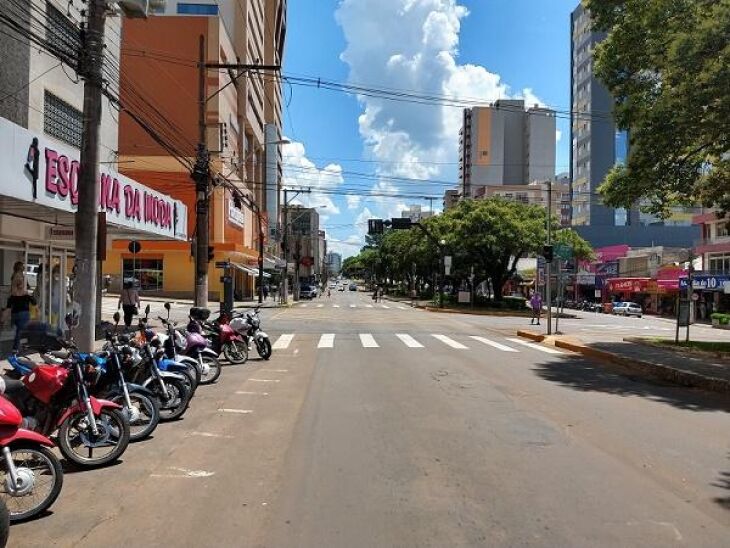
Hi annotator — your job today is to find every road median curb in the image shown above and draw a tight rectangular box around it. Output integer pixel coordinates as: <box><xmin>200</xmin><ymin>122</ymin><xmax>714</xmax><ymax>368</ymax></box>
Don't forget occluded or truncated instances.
<box><xmin>552</xmin><ymin>340</ymin><xmax>730</xmax><ymax>394</ymax></box>
<box><xmin>516</xmin><ymin>330</ymin><xmax>545</xmax><ymax>342</ymax></box>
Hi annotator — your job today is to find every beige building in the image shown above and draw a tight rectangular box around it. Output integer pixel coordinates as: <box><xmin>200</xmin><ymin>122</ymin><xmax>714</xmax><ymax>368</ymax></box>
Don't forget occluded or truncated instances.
<box><xmin>474</xmin><ymin>177</ymin><xmax>571</xmax><ymax>227</ymax></box>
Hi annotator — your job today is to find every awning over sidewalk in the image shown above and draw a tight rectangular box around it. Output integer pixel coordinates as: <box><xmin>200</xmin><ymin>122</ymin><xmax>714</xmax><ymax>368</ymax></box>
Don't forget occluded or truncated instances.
<box><xmin>231</xmin><ymin>262</ymin><xmax>271</xmax><ymax>278</ymax></box>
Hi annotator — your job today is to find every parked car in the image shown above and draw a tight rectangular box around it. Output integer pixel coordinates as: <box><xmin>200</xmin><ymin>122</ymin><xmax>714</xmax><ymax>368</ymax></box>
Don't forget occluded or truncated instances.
<box><xmin>299</xmin><ymin>285</ymin><xmax>317</xmax><ymax>299</ymax></box>
<box><xmin>338</xmin><ymin>285</ymin><xmax>346</xmax><ymax>291</ymax></box>
<box><xmin>613</xmin><ymin>302</ymin><xmax>643</xmax><ymax>317</ymax></box>
<box><xmin>348</xmin><ymin>283</ymin><xmax>357</xmax><ymax>291</ymax></box>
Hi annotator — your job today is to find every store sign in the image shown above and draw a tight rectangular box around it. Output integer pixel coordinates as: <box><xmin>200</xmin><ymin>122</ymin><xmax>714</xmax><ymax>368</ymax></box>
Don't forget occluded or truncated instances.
<box><xmin>607</xmin><ymin>278</ymin><xmax>650</xmax><ymax>292</ymax></box>
<box><xmin>576</xmin><ymin>271</ymin><xmax>596</xmax><ymax>286</ymax></box>
<box><xmin>679</xmin><ymin>274</ymin><xmax>730</xmax><ymax>291</ymax></box>
<box><xmin>47</xmin><ymin>226</ymin><xmax>74</xmax><ymax>240</ymax></box>
<box><xmin>228</xmin><ymin>200</ymin><xmax>245</xmax><ymax>228</ymax></box>
<box><xmin>0</xmin><ymin>117</ymin><xmax>188</xmax><ymax>240</ymax></box>
<box><xmin>595</xmin><ymin>261</ymin><xmax>619</xmax><ymax>277</ymax></box>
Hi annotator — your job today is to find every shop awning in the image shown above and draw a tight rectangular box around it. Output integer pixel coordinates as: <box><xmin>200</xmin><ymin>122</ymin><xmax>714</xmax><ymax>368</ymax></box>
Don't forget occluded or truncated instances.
<box><xmin>231</xmin><ymin>263</ymin><xmax>271</xmax><ymax>278</ymax></box>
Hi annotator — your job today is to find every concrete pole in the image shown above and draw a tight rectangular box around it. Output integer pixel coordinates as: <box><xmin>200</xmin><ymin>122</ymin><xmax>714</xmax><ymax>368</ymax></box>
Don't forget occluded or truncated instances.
<box><xmin>75</xmin><ymin>0</ymin><xmax>106</xmax><ymax>351</ymax></box>
<box><xmin>546</xmin><ymin>179</ymin><xmax>553</xmax><ymax>335</ymax></box>
<box><xmin>194</xmin><ymin>35</ymin><xmax>209</xmax><ymax>307</ymax></box>
<box><xmin>281</xmin><ymin>190</ymin><xmax>289</xmax><ymax>304</ymax></box>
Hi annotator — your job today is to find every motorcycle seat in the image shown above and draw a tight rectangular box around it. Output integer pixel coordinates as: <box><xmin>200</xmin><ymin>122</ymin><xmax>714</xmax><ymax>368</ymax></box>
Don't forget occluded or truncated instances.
<box><xmin>47</xmin><ymin>349</ymin><xmax>70</xmax><ymax>360</ymax></box>
<box><xmin>16</xmin><ymin>356</ymin><xmax>39</xmax><ymax>370</ymax></box>
<box><xmin>3</xmin><ymin>378</ymin><xmax>27</xmax><ymax>399</ymax></box>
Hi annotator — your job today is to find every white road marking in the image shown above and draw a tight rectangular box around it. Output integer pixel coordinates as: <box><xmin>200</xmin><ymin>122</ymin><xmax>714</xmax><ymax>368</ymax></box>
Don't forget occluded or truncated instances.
<box><xmin>235</xmin><ymin>391</ymin><xmax>269</xmax><ymax>396</ymax></box>
<box><xmin>218</xmin><ymin>408</ymin><xmax>253</xmax><ymax>414</ymax></box>
<box><xmin>397</xmin><ymin>306</ymin><xmax>407</xmax><ymax>310</ymax></box>
<box><xmin>191</xmin><ymin>431</ymin><xmax>234</xmax><ymax>439</ymax></box>
<box><xmin>506</xmin><ymin>338</ymin><xmax>564</xmax><ymax>355</ymax></box>
<box><xmin>359</xmin><ymin>334</ymin><xmax>379</xmax><ymax>348</ymax></box>
<box><xmin>396</xmin><ymin>334</ymin><xmax>423</xmax><ymax>348</ymax></box>
<box><xmin>469</xmin><ymin>336</ymin><xmax>519</xmax><ymax>352</ymax></box>
<box><xmin>432</xmin><ymin>334</ymin><xmax>468</xmax><ymax>349</ymax></box>
<box><xmin>300</xmin><ymin>304</ymin><xmax>308</xmax><ymax>308</ymax></box>
<box><xmin>260</xmin><ymin>369</ymin><xmax>288</xmax><ymax>372</ymax></box>
<box><xmin>318</xmin><ymin>333</ymin><xmax>335</xmax><ymax>348</ymax></box>
<box><xmin>248</xmin><ymin>378</ymin><xmax>281</xmax><ymax>383</ymax></box>
<box><xmin>272</xmin><ymin>334</ymin><xmax>294</xmax><ymax>350</ymax></box>
<box><xmin>381</xmin><ymin>305</ymin><xmax>390</xmax><ymax>309</ymax></box>
<box><xmin>350</xmin><ymin>304</ymin><xmax>357</xmax><ymax>308</ymax></box>
<box><xmin>152</xmin><ymin>467</ymin><xmax>215</xmax><ymax>478</ymax></box>
<box><xmin>365</xmin><ymin>304</ymin><xmax>374</xmax><ymax>308</ymax></box>
<box><xmin>316</xmin><ymin>304</ymin><xmax>324</xmax><ymax>308</ymax></box>
<box><xmin>293</xmin><ymin>349</ymin><xmax>299</xmax><ymax>355</ymax></box>
<box><xmin>333</xmin><ymin>304</ymin><xmax>340</xmax><ymax>308</ymax></box>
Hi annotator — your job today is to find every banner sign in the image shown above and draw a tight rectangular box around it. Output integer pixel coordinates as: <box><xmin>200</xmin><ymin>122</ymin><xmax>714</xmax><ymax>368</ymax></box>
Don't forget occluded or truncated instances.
<box><xmin>679</xmin><ymin>274</ymin><xmax>730</xmax><ymax>291</ymax></box>
<box><xmin>0</xmin><ymin>117</ymin><xmax>188</xmax><ymax>240</ymax></box>
<box><xmin>228</xmin><ymin>199</ymin><xmax>245</xmax><ymax>228</ymax></box>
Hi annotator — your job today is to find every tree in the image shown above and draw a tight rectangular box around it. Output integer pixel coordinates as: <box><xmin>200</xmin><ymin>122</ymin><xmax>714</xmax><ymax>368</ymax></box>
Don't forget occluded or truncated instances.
<box><xmin>554</xmin><ymin>229</ymin><xmax>595</xmax><ymax>262</ymax></box>
<box><xmin>585</xmin><ymin>0</ymin><xmax>730</xmax><ymax>215</ymax></box>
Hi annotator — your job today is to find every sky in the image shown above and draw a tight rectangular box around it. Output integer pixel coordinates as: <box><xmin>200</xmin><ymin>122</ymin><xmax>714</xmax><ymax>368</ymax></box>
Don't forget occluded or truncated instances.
<box><xmin>282</xmin><ymin>0</ymin><xmax>580</xmax><ymax>258</ymax></box>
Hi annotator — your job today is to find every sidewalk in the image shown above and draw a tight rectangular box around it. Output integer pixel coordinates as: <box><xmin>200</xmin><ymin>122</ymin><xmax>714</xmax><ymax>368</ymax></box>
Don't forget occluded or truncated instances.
<box><xmin>517</xmin><ymin>330</ymin><xmax>730</xmax><ymax>394</ymax></box>
<box><xmin>105</xmin><ymin>293</ymin><xmax>285</xmax><ymax>308</ymax></box>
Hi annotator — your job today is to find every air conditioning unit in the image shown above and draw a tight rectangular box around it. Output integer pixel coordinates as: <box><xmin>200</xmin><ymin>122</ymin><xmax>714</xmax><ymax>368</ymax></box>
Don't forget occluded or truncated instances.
<box><xmin>117</xmin><ymin>0</ymin><xmax>166</xmax><ymax>18</ymax></box>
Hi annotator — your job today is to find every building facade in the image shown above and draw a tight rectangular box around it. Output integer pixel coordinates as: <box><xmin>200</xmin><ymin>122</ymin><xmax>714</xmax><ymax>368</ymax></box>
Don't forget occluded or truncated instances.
<box><xmin>326</xmin><ymin>252</ymin><xmax>342</xmax><ymax>277</ymax></box>
<box><xmin>474</xmin><ymin>177</ymin><xmax>571</xmax><ymax>227</ymax></box>
<box><xmin>569</xmin><ymin>3</ymin><xmax>699</xmax><ymax>247</ymax></box>
<box><xmin>400</xmin><ymin>205</ymin><xmax>434</xmax><ymax>223</ymax></box>
<box><xmin>459</xmin><ymin>100</ymin><xmax>556</xmax><ymax>199</ymax></box>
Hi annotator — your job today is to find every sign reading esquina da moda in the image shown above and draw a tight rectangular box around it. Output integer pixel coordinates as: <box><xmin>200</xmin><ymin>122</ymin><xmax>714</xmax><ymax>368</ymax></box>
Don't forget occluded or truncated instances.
<box><xmin>0</xmin><ymin>117</ymin><xmax>188</xmax><ymax>240</ymax></box>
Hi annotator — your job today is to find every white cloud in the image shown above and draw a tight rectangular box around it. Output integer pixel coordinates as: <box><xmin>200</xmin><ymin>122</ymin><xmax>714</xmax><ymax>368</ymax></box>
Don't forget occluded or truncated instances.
<box><xmin>346</xmin><ymin>194</ymin><xmax>361</xmax><ymax>210</ymax></box>
<box><xmin>335</xmin><ymin>0</ymin><xmax>549</xmax><ymax>194</ymax></box>
<box><xmin>282</xmin><ymin>139</ymin><xmax>343</xmax><ymax>215</ymax></box>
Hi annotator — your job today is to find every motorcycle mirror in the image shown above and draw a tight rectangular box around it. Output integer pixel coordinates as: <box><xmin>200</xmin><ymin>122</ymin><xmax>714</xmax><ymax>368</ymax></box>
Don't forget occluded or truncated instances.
<box><xmin>113</xmin><ymin>311</ymin><xmax>120</xmax><ymax>325</ymax></box>
<box><xmin>164</xmin><ymin>302</ymin><xmax>171</xmax><ymax>311</ymax></box>
<box><xmin>65</xmin><ymin>311</ymin><xmax>79</xmax><ymax>329</ymax></box>
<box><xmin>144</xmin><ymin>304</ymin><xmax>151</xmax><ymax>317</ymax></box>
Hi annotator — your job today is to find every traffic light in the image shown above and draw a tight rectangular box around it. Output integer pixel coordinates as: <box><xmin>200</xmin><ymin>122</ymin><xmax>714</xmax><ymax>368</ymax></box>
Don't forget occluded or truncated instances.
<box><xmin>543</xmin><ymin>244</ymin><xmax>554</xmax><ymax>263</ymax></box>
<box><xmin>390</xmin><ymin>217</ymin><xmax>413</xmax><ymax>230</ymax></box>
<box><xmin>208</xmin><ymin>245</ymin><xmax>215</xmax><ymax>262</ymax></box>
<box><xmin>368</xmin><ymin>219</ymin><xmax>384</xmax><ymax>235</ymax></box>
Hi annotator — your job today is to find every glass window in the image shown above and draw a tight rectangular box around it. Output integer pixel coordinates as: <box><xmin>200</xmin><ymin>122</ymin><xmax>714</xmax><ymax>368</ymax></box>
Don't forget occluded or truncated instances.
<box><xmin>177</xmin><ymin>3</ymin><xmax>219</xmax><ymax>15</ymax></box>
<box><xmin>46</xmin><ymin>2</ymin><xmax>81</xmax><ymax>61</ymax></box>
<box><xmin>123</xmin><ymin>258</ymin><xmax>164</xmax><ymax>291</ymax></box>
<box><xmin>615</xmin><ymin>130</ymin><xmax>628</xmax><ymax>166</ymax></box>
<box><xmin>44</xmin><ymin>91</ymin><xmax>83</xmax><ymax>148</ymax></box>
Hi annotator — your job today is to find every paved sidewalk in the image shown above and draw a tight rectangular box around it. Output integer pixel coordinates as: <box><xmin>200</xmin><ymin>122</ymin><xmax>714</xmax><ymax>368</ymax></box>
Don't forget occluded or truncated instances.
<box><xmin>517</xmin><ymin>329</ymin><xmax>730</xmax><ymax>394</ymax></box>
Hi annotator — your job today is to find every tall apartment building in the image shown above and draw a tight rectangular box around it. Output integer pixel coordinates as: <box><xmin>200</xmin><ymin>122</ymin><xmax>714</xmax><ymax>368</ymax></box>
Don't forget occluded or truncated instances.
<box><xmin>459</xmin><ymin>100</ymin><xmax>556</xmax><ymax>199</ymax></box>
<box><xmin>400</xmin><ymin>205</ymin><xmax>434</xmax><ymax>222</ymax></box>
<box><xmin>569</xmin><ymin>2</ymin><xmax>698</xmax><ymax>247</ymax></box>
<box><xmin>326</xmin><ymin>252</ymin><xmax>342</xmax><ymax>276</ymax></box>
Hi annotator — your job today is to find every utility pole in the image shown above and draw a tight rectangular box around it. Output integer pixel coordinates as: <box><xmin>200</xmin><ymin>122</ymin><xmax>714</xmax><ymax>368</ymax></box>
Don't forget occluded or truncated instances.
<box><xmin>257</xmin><ymin>207</ymin><xmax>265</xmax><ymax>303</ymax></box>
<box><xmin>194</xmin><ymin>35</ymin><xmax>210</xmax><ymax>307</ymax></box>
<box><xmin>75</xmin><ymin>0</ymin><xmax>106</xmax><ymax>351</ymax></box>
<box><xmin>281</xmin><ymin>189</ymin><xmax>289</xmax><ymax>304</ymax></box>
<box><xmin>546</xmin><ymin>179</ymin><xmax>553</xmax><ymax>335</ymax></box>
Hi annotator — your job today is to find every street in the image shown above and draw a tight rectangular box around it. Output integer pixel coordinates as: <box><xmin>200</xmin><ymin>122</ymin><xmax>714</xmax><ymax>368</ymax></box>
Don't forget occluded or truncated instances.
<box><xmin>13</xmin><ymin>290</ymin><xmax>730</xmax><ymax>547</ymax></box>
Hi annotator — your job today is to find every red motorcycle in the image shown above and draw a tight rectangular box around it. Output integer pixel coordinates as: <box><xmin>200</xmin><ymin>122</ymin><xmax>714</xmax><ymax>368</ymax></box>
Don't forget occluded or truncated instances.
<box><xmin>4</xmin><ymin>351</ymin><xmax>130</xmax><ymax>469</ymax></box>
<box><xmin>0</xmin><ymin>382</ymin><xmax>63</xmax><ymax>522</ymax></box>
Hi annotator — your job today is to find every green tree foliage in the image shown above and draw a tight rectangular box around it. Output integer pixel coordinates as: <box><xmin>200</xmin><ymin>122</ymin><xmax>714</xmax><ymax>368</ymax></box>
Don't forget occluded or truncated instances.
<box><xmin>554</xmin><ymin>229</ymin><xmax>595</xmax><ymax>262</ymax></box>
<box><xmin>348</xmin><ymin>198</ymin><xmax>593</xmax><ymax>300</ymax></box>
<box><xmin>585</xmin><ymin>0</ymin><xmax>730</xmax><ymax>214</ymax></box>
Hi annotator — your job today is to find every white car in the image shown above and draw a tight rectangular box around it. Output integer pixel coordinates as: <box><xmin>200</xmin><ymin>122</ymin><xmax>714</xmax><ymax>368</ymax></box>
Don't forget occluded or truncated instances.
<box><xmin>613</xmin><ymin>302</ymin><xmax>643</xmax><ymax>317</ymax></box>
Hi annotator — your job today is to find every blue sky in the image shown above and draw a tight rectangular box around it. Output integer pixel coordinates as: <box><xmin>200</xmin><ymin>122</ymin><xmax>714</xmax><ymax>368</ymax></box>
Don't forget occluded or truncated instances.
<box><xmin>282</xmin><ymin>0</ymin><xmax>579</xmax><ymax>257</ymax></box>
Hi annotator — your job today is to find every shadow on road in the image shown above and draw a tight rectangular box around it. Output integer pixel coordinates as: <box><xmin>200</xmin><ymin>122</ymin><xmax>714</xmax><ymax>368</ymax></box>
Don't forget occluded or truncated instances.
<box><xmin>713</xmin><ymin>457</ymin><xmax>730</xmax><ymax>510</ymax></box>
<box><xmin>532</xmin><ymin>354</ymin><xmax>730</xmax><ymax>413</ymax></box>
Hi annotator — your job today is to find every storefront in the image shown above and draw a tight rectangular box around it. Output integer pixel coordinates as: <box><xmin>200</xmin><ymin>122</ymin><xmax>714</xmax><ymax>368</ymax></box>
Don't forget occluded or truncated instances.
<box><xmin>0</xmin><ymin>116</ymin><xmax>187</xmax><ymax>348</ymax></box>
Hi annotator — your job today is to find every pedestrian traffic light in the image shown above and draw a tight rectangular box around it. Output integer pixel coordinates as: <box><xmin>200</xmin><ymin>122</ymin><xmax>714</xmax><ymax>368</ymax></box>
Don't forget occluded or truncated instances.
<box><xmin>390</xmin><ymin>217</ymin><xmax>413</xmax><ymax>230</ymax></box>
<box><xmin>543</xmin><ymin>244</ymin><xmax>554</xmax><ymax>263</ymax></box>
<box><xmin>208</xmin><ymin>245</ymin><xmax>215</xmax><ymax>262</ymax></box>
<box><xmin>368</xmin><ymin>219</ymin><xmax>384</xmax><ymax>235</ymax></box>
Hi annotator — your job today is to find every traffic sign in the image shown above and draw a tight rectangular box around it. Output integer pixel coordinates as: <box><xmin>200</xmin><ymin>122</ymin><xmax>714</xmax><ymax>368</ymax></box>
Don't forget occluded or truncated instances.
<box><xmin>554</xmin><ymin>243</ymin><xmax>572</xmax><ymax>260</ymax></box>
<box><xmin>128</xmin><ymin>241</ymin><xmax>141</xmax><ymax>254</ymax></box>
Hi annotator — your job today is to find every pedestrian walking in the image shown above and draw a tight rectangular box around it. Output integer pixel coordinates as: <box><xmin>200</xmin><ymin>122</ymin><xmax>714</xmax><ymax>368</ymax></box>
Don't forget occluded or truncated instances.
<box><xmin>529</xmin><ymin>291</ymin><xmax>542</xmax><ymax>325</ymax></box>
<box><xmin>118</xmin><ymin>280</ymin><xmax>140</xmax><ymax>329</ymax></box>
<box><xmin>263</xmin><ymin>285</ymin><xmax>269</xmax><ymax>301</ymax></box>
<box><xmin>3</xmin><ymin>291</ymin><xmax>36</xmax><ymax>351</ymax></box>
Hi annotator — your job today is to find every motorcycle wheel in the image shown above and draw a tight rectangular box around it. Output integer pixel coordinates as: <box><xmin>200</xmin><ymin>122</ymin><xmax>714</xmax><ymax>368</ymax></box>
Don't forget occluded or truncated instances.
<box><xmin>111</xmin><ymin>392</ymin><xmax>160</xmax><ymax>442</ymax></box>
<box><xmin>223</xmin><ymin>340</ymin><xmax>248</xmax><ymax>364</ymax></box>
<box><xmin>199</xmin><ymin>356</ymin><xmax>221</xmax><ymax>385</ymax></box>
<box><xmin>0</xmin><ymin>499</ymin><xmax>7</xmax><ymax>548</ymax></box>
<box><xmin>156</xmin><ymin>377</ymin><xmax>191</xmax><ymax>422</ymax></box>
<box><xmin>58</xmin><ymin>408</ymin><xmax>130</xmax><ymax>468</ymax></box>
<box><xmin>0</xmin><ymin>444</ymin><xmax>63</xmax><ymax>522</ymax></box>
<box><xmin>257</xmin><ymin>339</ymin><xmax>272</xmax><ymax>361</ymax></box>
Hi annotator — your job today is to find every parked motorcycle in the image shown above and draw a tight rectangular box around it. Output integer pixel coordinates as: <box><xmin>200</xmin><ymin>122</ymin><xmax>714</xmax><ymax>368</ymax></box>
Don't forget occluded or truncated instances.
<box><xmin>205</xmin><ymin>311</ymin><xmax>248</xmax><ymax>364</ymax></box>
<box><xmin>230</xmin><ymin>307</ymin><xmax>272</xmax><ymax>361</ymax></box>
<box><xmin>2</xmin><ymin>316</ymin><xmax>130</xmax><ymax>468</ymax></box>
<box><xmin>0</xmin><ymin>379</ymin><xmax>63</xmax><ymax>522</ymax></box>
<box><xmin>185</xmin><ymin>308</ymin><xmax>222</xmax><ymax>384</ymax></box>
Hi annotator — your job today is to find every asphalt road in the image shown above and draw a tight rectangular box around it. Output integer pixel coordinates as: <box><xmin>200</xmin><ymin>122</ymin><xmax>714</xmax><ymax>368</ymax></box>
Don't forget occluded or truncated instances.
<box><xmin>12</xmin><ymin>290</ymin><xmax>730</xmax><ymax>547</ymax></box>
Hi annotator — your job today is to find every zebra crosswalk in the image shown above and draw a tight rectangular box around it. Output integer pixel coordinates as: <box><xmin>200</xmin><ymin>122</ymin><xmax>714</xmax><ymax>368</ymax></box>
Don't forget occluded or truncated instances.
<box><xmin>269</xmin><ymin>333</ymin><xmax>564</xmax><ymax>355</ymax></box>
<box><xmin>297</xmin><ymin>303</ymin><xmax>410</xmax><ymax>310</ymax></box>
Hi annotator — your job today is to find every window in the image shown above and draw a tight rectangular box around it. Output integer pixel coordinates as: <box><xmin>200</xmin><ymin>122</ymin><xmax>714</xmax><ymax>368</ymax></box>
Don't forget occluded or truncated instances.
<box><xmin>46</xmin><ymin>2</ymin><xmax>81</xmax><ymax>61</ymax></box>
<box><xmin>123</xmin><ymin>258</ymin><xmax>164</xmax><ymax>291</ymax></box>
<box><xmin>708</xmin><ymin>254</ymin><xmax>730</xmax><ymax>274</ymax></box>
<box><xmin>44</xmin><ymin>91</ymin><xmax>83</xmax><ymax>148</ymax></box>
<box><xmin>177</xmin><ymin>3</ymin><xmax>219</xmax><ymax>15</ymax></box>
<box><xmin>615</xmin><ymin>130</ymin><xmax>628</xmax><ymax>166</ymax></box>
<box><xmin>716</xmin><ymin>222</ymin><xmax>729</xmax><ymax>238</ymax></box>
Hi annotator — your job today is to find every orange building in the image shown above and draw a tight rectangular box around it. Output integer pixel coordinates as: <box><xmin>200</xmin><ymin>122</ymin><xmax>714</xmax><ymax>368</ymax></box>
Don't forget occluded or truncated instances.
<box><xmin>103</xmin><ymin>15</ymin><xmax>265</xmax><ymax>300</ymax></box>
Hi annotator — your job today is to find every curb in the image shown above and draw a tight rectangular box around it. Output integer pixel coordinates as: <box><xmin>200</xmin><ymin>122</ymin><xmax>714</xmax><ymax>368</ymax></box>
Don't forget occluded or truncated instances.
<box><xmin>516</xmin><ymin>330</ymin><xmax>545</xmax><ymax>342</ymax></box>
<box><xmin>552</xmin><ymin>339</ymin><xmax>730</xmax><ymax>394</ymax></box>
<box><xmin>424</xmin><ymin>307</ymin><xmax>532</xmax><ymax>317</ymax></box>
<box><xmin>624</xmin><ymin>337</ymin><xmax>730</xmax><ymax>362</ymax></box>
